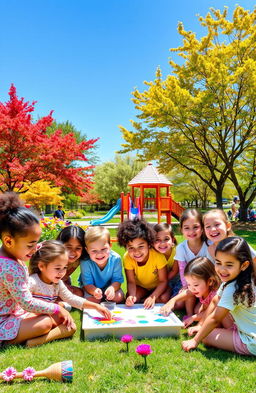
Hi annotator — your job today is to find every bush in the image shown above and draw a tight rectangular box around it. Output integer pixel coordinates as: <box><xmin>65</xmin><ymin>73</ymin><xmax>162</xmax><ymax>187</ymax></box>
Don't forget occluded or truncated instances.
<box><xmin>40</xmin><ymin>217</ymin><xmax>68</xmax><ymax>241</ymax></box>
<box><xmin>65</xmin><ymin>210</ymin><xmax>83</xmax><ymax>219</ymax></box>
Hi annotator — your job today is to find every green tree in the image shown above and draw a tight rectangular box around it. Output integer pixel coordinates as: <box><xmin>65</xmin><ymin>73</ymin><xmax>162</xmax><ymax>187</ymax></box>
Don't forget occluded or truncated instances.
<box><xmin>93</xmin><ymin>155</ymin><xmax>145</xmax><ymax>204</ymax></box>
<box><xmin>120</xmin><ymin>6</ymin><xmax>256</xmax><ymax>220</ymax></box>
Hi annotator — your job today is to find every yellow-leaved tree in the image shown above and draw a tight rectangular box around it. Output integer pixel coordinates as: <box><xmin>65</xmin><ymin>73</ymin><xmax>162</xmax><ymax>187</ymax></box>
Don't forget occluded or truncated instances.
<box><xmin>120</xmin><ymin>6</ymin><xmax>256</xmax><ymax>220</ymax></box>
<box><xmin>20</xmin><ymin>181</ymin><xmax>63</xmax><ymax>210</ymax></box>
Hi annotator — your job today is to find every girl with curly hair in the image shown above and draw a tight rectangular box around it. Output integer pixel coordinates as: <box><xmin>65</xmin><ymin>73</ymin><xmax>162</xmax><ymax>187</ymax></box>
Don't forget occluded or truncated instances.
<box><xmin>182</xmin><ymin>237</ymin><xmax>256</xmax><ymax>356</ymax></box>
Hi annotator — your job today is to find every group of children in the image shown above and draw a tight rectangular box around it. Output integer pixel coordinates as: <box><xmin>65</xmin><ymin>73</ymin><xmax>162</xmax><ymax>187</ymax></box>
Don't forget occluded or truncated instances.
<box><xmin>0</xmin><ymin>192</ymin><xmax>255</xmax><ymax>357</ymax></box>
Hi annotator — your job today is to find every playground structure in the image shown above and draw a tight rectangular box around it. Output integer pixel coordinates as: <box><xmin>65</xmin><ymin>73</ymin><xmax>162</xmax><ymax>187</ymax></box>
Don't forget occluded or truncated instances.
<box><xmin>91</xmin><ymin>163</ymin><xmax>184</xmax><ymax>225</ymax></box>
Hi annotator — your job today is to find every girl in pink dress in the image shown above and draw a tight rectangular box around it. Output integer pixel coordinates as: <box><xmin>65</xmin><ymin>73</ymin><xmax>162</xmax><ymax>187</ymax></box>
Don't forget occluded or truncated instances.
<box><xmin>0</xmin><ymin>192</ymin><xmax>74</xmax><ymax>346</ymax></box>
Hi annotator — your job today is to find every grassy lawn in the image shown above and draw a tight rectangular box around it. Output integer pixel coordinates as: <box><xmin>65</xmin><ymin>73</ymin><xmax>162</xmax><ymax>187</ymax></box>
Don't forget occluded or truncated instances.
<box><xmin>0</xmin><ymin>230</ymin><xmax>255</xmax><ymax>392</ymax></box>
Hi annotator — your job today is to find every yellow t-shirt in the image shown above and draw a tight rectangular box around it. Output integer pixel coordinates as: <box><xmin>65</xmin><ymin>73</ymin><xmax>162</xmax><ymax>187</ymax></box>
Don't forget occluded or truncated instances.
<box><xmin>124</xmin><ymin>248</ymin><xmax>167</xmax><ymax>290</ymax></box>
<box><xmin>166</xmin><ymin>246</ymin><xmax>176</xmax><ymax>270</ymax></box>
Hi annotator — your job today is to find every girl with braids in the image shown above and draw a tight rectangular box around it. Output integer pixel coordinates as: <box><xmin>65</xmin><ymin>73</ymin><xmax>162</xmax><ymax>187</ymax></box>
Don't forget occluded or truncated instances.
<box><xmin>0</xmin><ymin>192</ymin><xmax>74</xmax><ymax>346</ymax></box>
<box><xmin>182</xmin><ymin>237</ymin><xmax>256</xmax><ymax>355</ymax></box>
<box><xmin>117</xmin><ymin>218</ymin><xmax>169</xmax><ymax>309</ymax></box>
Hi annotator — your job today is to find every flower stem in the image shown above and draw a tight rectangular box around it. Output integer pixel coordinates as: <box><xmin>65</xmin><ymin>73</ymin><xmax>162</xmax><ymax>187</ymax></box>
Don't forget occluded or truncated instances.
<box><xmin>126</xmin><ymin>343</ymin><xmax>129</xmax><ymax>352</ymax></box>
<box><xmin>144</xmin><ymin>356</ymin><xmax>147</xmax><ymax>368</ymax></box>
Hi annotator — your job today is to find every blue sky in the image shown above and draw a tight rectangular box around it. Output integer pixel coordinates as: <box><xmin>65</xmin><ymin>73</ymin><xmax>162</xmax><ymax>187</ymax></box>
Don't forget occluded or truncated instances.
<box><xmin>0</xmin><ymin>0</ymin><xmax>254</xmax><ymax>162</ymax></box>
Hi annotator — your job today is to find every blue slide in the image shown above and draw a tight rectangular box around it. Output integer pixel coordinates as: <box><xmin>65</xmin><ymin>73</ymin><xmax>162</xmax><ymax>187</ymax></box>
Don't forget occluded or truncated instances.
<box><xmin>90</xmin><ymin>199</ymin><xmax>121</xmax><ymax>225</ymax></box>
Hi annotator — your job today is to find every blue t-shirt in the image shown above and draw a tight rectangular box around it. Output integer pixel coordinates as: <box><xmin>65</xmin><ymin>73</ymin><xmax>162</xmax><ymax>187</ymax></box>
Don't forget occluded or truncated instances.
<box><xmin>79</xmin><ymin>250</ymin><xmax>124</xmax><ymax>289</ymax></box>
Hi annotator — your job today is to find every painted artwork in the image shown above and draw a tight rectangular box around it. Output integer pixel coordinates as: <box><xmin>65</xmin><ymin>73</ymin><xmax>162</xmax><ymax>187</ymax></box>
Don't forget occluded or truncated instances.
<box><xmin>82</xmin><ymin>304</ymin><xmax>183</xmax><ymax>339</ymax></box>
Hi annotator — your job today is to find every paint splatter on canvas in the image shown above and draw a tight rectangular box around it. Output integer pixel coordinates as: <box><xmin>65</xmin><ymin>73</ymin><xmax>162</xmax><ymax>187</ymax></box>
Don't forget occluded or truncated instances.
<box><xmin>82</xmin><ymin>304</ymin><xmax>183</xmax><ymax>339</ymax></box>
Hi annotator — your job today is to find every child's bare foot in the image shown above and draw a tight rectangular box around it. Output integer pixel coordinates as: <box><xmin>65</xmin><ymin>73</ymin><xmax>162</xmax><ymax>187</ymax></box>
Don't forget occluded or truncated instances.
<box><xmin>187</xmin><ymin>325</ymin><xmax>200</xmax><ymax>336</ymax></box>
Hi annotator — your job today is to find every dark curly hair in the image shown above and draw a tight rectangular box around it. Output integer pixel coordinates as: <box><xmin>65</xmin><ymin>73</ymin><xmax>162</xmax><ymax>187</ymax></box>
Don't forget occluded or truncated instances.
<box><xmin>0</xmin><ymin>192</ymin><xmax>39</xmax><ymax>238</ymax></box>
<box><xmin>117</xmin><ymin>218</ymin><xmax>155</xmax><ymax>248</ymax></box>
<box><xmin>215</xmin><ymin>237</ymin><xmax>255</xmax><ymax>307</ymax></box>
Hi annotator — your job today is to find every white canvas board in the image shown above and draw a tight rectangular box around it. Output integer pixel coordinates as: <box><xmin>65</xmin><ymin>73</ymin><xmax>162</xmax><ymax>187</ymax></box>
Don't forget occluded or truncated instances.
<box><xmin>82</xmin><ymin>303</ymin><xmax>183</xmax><ymax>339</ymax></box>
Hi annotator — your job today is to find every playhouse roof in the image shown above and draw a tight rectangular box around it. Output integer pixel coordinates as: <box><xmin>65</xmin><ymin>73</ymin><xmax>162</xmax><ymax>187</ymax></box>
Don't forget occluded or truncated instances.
<box><xmin>128</xmin><ymin>163</ymin><xmax>172</xmax><ymax>187</ymax></box>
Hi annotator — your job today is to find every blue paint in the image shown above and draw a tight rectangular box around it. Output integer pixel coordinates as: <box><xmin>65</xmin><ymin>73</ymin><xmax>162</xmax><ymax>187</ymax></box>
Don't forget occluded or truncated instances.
<box><xmin>154</xmin><ymin>318</ymin><xmax>168</xmax><ymax>323</ymax></box>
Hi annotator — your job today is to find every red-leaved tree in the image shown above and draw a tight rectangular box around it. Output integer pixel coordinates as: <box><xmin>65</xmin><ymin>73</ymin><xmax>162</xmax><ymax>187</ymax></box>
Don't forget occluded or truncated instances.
<box><xmin>0</xmin><ymin>85</ymin><xmax>98</xmax><ymax>195</ymax></box>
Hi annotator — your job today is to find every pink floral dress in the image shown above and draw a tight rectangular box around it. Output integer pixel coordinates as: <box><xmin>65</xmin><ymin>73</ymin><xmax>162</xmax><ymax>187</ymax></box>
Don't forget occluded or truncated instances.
<box><xmin>0</xmin><ymin>257</ymin><xmax>56</xmax><ymax>342</ymax></box>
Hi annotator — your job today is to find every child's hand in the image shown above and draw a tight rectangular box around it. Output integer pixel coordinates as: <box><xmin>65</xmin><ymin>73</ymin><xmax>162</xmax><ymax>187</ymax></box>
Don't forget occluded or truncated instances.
<box><xmin>160</xmin><ymin>301</ymin><xmax>174</xmax><ymax>316</ymax></box>
<box><xmin>93</xmin><ymin>288</ymin><xmax>103</xmax><ymax>300</ymax></box>
<box><xmin>126</xmin><ymin>295</ymin><xmax>136</xmax><ymax>307</ymax></box>
<box><xmin>144</xmin><ymin>296</ymin><xmax>155</xmax><ymax>309</ymax></box>
<box><xmin>182</xmin><ymin>338</ymin><xmax>198</xmax><ymax>352</ymax></box>
<box><xmin>104</xmin><ymin>286</ymin><xmax>115</xmax><ymax>301</ymax></box>
<box><xmin>183</xmin><ymin>315</ymin><xmax>195</xmax><ymax>328</ymax></box>
<box><xmin>58</xmin><ymin>306</ymin><xmax>76</xmax><ymax>330</ymax></box>
<box><xmin>187</xmin><ymin>325</ymin><xmax>201</xmax><ymax>336</ymax></box>
<box><xmin>96</xmin><ymin>304</ymin><xmax>112</xmax><ymax>320</ymax></box>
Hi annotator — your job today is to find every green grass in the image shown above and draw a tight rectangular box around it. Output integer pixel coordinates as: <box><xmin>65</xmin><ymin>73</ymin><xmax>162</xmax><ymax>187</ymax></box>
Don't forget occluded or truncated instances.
<box><xmin>0</xmin><ymin>231</ymin><xmax>255</xmax><ymax>392</ymax></box>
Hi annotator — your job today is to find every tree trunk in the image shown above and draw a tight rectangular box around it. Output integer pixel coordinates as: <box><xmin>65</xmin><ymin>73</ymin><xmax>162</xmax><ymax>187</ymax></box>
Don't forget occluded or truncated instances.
<box><xmin>215</xmin><ymin>188</ymin><xmax>223</xmax><ymax>209</ymax></box>
<box><xmin>238</xmin><ymin>201</ymin><xmax>248</xmax><ymax>221</ymax></box>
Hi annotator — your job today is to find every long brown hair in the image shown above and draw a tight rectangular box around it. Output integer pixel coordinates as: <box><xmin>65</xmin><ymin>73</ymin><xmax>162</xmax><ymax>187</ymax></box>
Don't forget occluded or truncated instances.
<box><xmin>29</xmin><ymin>240</ymin><xmax>67</xmax><ymax>274</ymax></box>
<box><xmin>184</xmin><ymin>256</ymin><xmax>220</xmax><ymax>291</ymax></box>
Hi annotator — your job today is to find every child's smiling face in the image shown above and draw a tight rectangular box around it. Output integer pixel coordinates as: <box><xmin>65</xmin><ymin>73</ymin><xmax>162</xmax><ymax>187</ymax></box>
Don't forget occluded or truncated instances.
<box><xmin>154</xmin><ymin>230</ymin><xmax>173</xmax><ymax>255</ymax></box>
<box><xmin>86</xmin><ymin>238</ymin><xmax>111</xmax><ymax>269</ymax></box>
<box><xmin>64</xmin><ymin>237</ymin><xmax>83</xmax><ymax>265</ymax></box>
<box><xmin>127</xmin><ymin>238</ymin><xmax>150</xmax><ymax>264</ymax></box>
<box><xmin>185</xmin><ymin>275</ymin><xmax>210</xmax><ymax>299</ymax></box>
<box><xmin>181</xmin><ymin>217</ymin><xmax>203</xmax><ymax>241</ymax></box>
<box><xmin>38</xmin><ymin>253</ymin><xmax>68</xmax><ymax>284</ymax></box>
<box><xmin>204</xmin><ymin>213</ymin><xmax>230</xmax><ymax>244</ymax></box>
<box><xmin>215</xmin><ymin>251</ymin><xmax>249</xmax><ymax>283</ymax></box>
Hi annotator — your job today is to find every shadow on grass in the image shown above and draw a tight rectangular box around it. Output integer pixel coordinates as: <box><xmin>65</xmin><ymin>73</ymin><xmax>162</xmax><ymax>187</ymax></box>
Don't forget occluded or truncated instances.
<box><xmin>134</xmin><ymin>363</ymin><xmax>149</xmax><ymax>373</ymax></box>
<box><xmin>196</xmin><ymin>346</ymin><xmax>256</xmax><ymax>363</ymax></box>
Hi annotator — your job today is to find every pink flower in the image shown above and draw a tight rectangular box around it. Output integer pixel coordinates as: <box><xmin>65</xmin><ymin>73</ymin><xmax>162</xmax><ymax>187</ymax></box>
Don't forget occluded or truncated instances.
<box><xmin>121</xmin><ymin>335</ymin><xmax>133</xmax><ymax>352</ymax></box>
<box><xmin>22</xmin><ymin>367</ymin><xmax>36</xmax><ymax>381</ymax></box>
<box><xmin>1</xmin><ymin>367</ymin><xmax>17</xmax><ymax>381</ymax></box>
<box><xmin>136</xmin><ymin>344</ymin><xmax>153</xmax><ymax>368</ymax></box>
<box><xmin>136</xmin><ymin>344</ymin><xmax>153</xmax><ymax>356</ymax></box>
<box><xmin>4</xmin><ymin>321</ymin><xmax>14</xmax><ymax>330</ymax></box>
<box><xmin>6</xmin><ymin>274</ymin><xmax>14</xmax><ymax>282</ymax></box>
<box><xmin>121</xmin><ymin>335</ymin><xmax>133</xmax><ymax>343</ymax></box>
<box><xmin>5</xmin><ymin>299</ymin><xmax>13</xmax><ymax>307</ymax></box>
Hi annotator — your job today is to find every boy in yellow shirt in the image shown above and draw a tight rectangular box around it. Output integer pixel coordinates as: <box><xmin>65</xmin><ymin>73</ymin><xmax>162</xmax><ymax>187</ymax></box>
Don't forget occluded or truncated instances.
<box><xmin>117</xmin><ymin>218</ymin><xmax>169</xmax><ymax>309</ymax></box>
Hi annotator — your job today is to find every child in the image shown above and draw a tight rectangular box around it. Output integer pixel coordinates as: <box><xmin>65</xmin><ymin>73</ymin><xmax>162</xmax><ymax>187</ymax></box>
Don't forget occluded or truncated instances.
<box><xmin>203</xmin><ymin>209</ymin><xmax>256</xmax><ymax>269</ymax></box>
<box><xmin>117</xmin><ymin>218</ymin><xmax>169</xmax><ymax>309</ymax></box>
<box><xmin>0</xmin><ymin>192</ymin><xmax>73</xmax><ymax>346</ymax></box>
<box><xmin>175</xmin><ymin>209</ymin><xmax>209</xmax><ymax>317</ymax></box>
<box><xmin>27</xmin><ymin>240</ymin><xmax>111</xmax><ymax>347</ymax></box>
<box><xmin>182</xmin><ymin>237</ymin><xmax>256</xmax><ymax>355</ymax></box>
<box><xmin>57</xmin><ymin>225</ymin><xmax>87</xmax><ymax>297</ymax></box>
<box><xmin>80</xmin><ymin>227</ymin><xmax>125</xmax><ymax>304</ymax></box>
<box><xmin>153</xmin><ymin>223</ymin><xmax>181</xmax><ymax>297</ymax></box>
<box><xmin>160</xmin><ymin>257</ymin><xmax>220</xmax><ymax>328</ymax></box>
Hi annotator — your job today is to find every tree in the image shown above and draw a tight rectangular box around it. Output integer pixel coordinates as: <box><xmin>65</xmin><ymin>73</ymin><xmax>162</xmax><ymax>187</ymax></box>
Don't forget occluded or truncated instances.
<box><xmin>20</xmin><ymin>180</ymin><xmax>63</xmax><ymax>210</ymax></box>
<box><xmin>0</xmin><ymin>85</ymin><xmax>98</xmax><ymax>195</ymax></box>
<box><xmin>46</xmin><ymin>120</ymin><xmax>99</xmax><ymax>165</ymax></box>
<box><xmin>170</xmin><ymin>168</ymin><xmax>215</xmax><ymax>208</ymax></box>
<box><xmin>119</xmin><ymin>6</ymin><xmax>256</xmax><ymax>220</ymax></box>
<box><xmin>93</xmin><ymin>155</ymin><xmax>145</xmax><ymax>204</ymax></box>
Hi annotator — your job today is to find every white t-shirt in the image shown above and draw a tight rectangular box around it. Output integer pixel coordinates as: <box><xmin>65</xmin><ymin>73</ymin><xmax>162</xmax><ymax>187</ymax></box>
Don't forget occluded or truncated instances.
<box><xmin>175</xmin><ymin>240</ymin><xmax>209</xmax><ymax>262</ymax></box>
<box><xmin>217</xmin><ymin>281</ymin><xmax>256</xmax><ymax>355</ymax></box>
